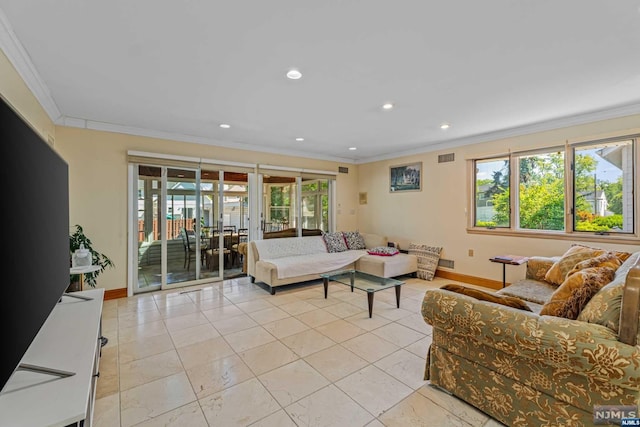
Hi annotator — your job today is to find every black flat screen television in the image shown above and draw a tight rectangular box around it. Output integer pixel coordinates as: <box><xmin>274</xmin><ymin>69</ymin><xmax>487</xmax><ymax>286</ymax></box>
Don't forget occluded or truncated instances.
<box><xmin>0</xmin><ymin>96</ymin><xmax>70</xmax><ymax>392</ymax></box>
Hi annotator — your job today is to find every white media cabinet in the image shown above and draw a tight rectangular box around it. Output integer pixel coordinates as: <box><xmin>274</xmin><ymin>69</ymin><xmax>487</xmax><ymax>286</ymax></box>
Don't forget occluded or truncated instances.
<box><xmin>0</xmin><ymin>288</ymin><xmax>104</xmax><ymax>426</ymax></box>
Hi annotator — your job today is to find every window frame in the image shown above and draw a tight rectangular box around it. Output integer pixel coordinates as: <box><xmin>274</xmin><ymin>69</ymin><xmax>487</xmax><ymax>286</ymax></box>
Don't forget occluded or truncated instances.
<box><xmin>468</xmin><ymin>134</ymin><xmax>639</xmax><ymax>243</ymax></box>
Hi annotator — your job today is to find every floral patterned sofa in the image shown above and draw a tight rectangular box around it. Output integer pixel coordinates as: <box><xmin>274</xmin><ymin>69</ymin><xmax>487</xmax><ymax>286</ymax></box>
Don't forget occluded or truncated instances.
<box><xmin>421</xmin><ymin>247</ymin><xmax>640</xmax><ymax>426</ymax></box>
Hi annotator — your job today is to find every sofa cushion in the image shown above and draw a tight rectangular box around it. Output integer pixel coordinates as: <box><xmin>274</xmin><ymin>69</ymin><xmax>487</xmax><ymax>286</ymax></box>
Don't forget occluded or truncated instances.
<box><xmin>540</xmin><ymin>266</ymin><xmax>616</xmax><ymax>319</ymax></box>
<box><xmin>322</xmin><ymin>232</ymin><xmax>348</xmax><ymax>253</ymax></box>
<box><xmin>441</xmin><ymin>283</ymin><xmax>532</xmax><ymax>311</ymax></box>
<box><xmin>408</xmin><ymin>243</ymin><xmax>442</xmax><ymax>280</ymax></box>
<box><xmin>566</xmin><ymin>251</ymin><xmax>622</xmax><ymax>276</ymax></box>
<box><xmin>544</xmin><ymin>245</ymin><xmax>607</xmax><ymax>285</ymax></box>
<box><xmin>343</xmin><ymin>231</ymin><xmax>366</xmax><ymax>250</ymax></box>
<box><xmin>577</xmin><ymin>251</ymin><xmax>640</xmax><ymax>332</ymax></box>
<box><xmin>367</xmin><ymin>246</ymin><xmax>399</xmax><ymax>256</ymax></box>
<box><xmin>498</xmin><ymin>278</ymin><xmax>558</xmax><ymax>305</ymax></box>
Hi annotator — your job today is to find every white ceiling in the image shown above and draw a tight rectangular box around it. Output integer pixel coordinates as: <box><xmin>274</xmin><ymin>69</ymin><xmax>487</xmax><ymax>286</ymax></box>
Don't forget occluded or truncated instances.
<box><xmin>1</xmin><ymin>1</ymin><xmax>640</xmax><ymax>163</ymax></box>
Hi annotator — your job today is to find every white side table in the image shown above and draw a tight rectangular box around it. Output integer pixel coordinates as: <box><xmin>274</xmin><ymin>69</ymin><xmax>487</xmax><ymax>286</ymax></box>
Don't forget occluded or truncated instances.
<box><xmin>70</xmin><ymin>265</ymin><xmax>101</xmax><ymax>291</ymax></box>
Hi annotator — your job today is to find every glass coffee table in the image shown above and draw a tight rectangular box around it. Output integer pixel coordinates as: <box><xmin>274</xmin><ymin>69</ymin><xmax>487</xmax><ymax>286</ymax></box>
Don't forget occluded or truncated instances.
<box><xmin>320</xmin><ymin>270</ymin><xmax>404</xmax><ymax>318</ymax></box>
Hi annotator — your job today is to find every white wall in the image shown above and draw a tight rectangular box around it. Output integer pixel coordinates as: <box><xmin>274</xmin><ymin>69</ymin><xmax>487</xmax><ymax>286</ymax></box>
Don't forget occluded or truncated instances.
<box><xmin>357</xmin><ymin>117</ymin><xmax>640</xmax><ymax>286</ymax></box>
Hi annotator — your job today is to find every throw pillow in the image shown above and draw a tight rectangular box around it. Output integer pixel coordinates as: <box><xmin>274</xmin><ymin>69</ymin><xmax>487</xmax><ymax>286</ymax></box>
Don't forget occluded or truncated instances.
<box><xmin>566</xmin><ymin>252</ymin><xmax>622</xmax><ymax>277</ymax></box>
<box><xmin>408</xmin><ymin>243</ymin><xmax>442</xmax><ymax>281</ymax></box>
<box><xmin>441</xmin><ymin>284</ymin><xmax>532</xmax><ymax>311</ymax></box>
<box><xmin>343</xmin><ymin>231</ymin><xmax>366</xmax><ymax>250</ymax></box>
<box><xmin>544</xmin><ymin>245</ymin><xmax>606</xmax><ymax>285</ymax></box>
<box><xmin>540</xmin><ymin>266</ymin><xmax>616</xmax><ymax>319</ymax></box>
<box><xmin>322</xmin><ymin>231</ymin><xmax>348</xmax><ymax>253</ymax></box>
<box><xmin>367</xmin><ymin>246</ymin><xmax>399</xmax><ymax>256</ymax></box>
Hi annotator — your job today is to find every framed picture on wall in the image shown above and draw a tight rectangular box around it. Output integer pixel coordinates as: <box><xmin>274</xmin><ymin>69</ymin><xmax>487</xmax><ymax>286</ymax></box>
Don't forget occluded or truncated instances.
<box><xmin>389</xmin><ymin>162</ymin><xmax>422</xmax><ymax>192</ymax></box>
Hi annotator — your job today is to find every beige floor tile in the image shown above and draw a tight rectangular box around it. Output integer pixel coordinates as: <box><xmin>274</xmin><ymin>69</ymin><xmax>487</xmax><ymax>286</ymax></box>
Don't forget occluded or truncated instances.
<box><xmin>194</xmin><ymin>296</ymin><xmax>233</xmax><ymax>311</ymax></box>
<box><xmin>236</xmin><ymin>298</ymin><xmax>274</xmax><ymax>313</ymax></box>
<box><xmin>163</xmin><ymin>311</ymin><xmax>210</xmax><ymax>332</ymax></box>
<box><xmin>304</xmin><ymin>345</ymin><xmax>368</xmax><ymax>382</ymax></box>
<box><xmin>223</xmin><ymin>325</ymin><xmax>276</xmax><ymax>352</ymax></box>
<box><xmin>315</xmin><ymin>319</ymin><xmax>366</xmax><ymax>343</ymax></box>
<box><xmin>285</xmin><ymin>384</ymin><xmax>374</xmax><ymax>427</ymax></box>
<box><xmin>248</xmin><ymin>306</ymin><xmax>291</xmax><ymax>324</ymax></box>
<box><xmin>212</xmin><ymin>313</ymin><xmax>259</xmax><ymax>335</ymax></box>
<box><xmin>370</xmin><ymin>322</ymin><xmax>425</xmax><ymax>347</ymax></box>
<box><xmin>102</xmin><ymin>317</ymin><xmax>117</xmax><ymax>334</ymax></box>
<box><xmin>281</xmin><ymin>329</ymin><xmax>336</xmax><ymax>357</ymax></box>
<box><xmin>295</xmin><ymin>308</ymin><xmax>340</xmax><ymax>328</ymax></box>
<box><xmin>399</xmin><ymin>296</ymin><xmax>424</xmax><ymax>313</ymax></box>
<box><xmin>118</xmin><ymin>309</ymin><xmax>163</xmax><ymax>329</ymax></box>
<box><xmin>250</xmin><ymin>409</ymin><xmax>297</xmax><ymax>427</ymax></box>
<box><xmin>374</xmin><ymin>349</ymin><xmax>428</xmax><ymax>389</ymax></box>
<box><xmin>118</xmin><ymin>332</ymin><xmax>174</xmax><ymax>364</ymax></box>
<box><xmin>379</xmin><ymin>391</ymin><xmax>474</xmax><ymax>427</ymax></box>
<box><xmin>303</xmin><ymin>295</ymin><xmax>342</xmax><ymax>308</ymax></box>
<box><xmin>405</xmin><ymin>335</ymin><xmax>432</xmax><ymax>358</ymax></box>
<box><xmin>186</xmin><ymin>353</ymin><xmax>255</xmax><ymax>399</ymax></box>
<box><xmin>417</xmin><ymin>384</ymin><xmax>489</xmax><ymax>426</ymax></box>
<box><xmin>365</xmin><ymin>420</ymin><xmax>385</xmax><ymax>427</ymax></box>
<box><xmin>153</xmin><ymin>293</ymin><xmax>193</xmax><ymax>309</ymax></box>
<box><xmin>117</xmin><ymin>298</ymin><xmax>157</xmax><ymax>315</ymax></box>
<box><xmin>101</xmin><ymin>329</ymin><xmax>118</xmax><ymax>351</ymax></box>
<box><xmin>335</xmin><ymin>365</ymin><xmax>413</xmax><ymax>417</ymax></box>
<box><xmin>199</xmin><ymin>378</ymin><xmax>281</xmax><ymax>426</ymax></box>
<box><xmin>341</xmin><ymin>332</ymin><xmax>400</xmax><ymax>363</ymax></box>
<box><xmin>370</xmin><ymin>301</ymin><xmax>413</xmax><ymax>322</ymax></box>
<box><xmin>238</xmin><ymin>340</ymin><xmax>299</xmax><ymax>375</ymax></box>
<box><xmin>265</xmin><ymin>294</ymin><xmax>302</xmax><ymax>307</ymax></box>
<box><xmin>201</xmin><ymin>304</ymin><xmax>244</xmax><ymax>323</ymax></box>
<box><xmin>322</xmin><ymin>301</ymin><xmax>366</xmax><ymax>318</ymax></box>
<box><xmin>132</xmin><ymin>401</ymin><xmax>208</xmax><ymax>427</ymax></box>
<box><xmin>118</xmin><ymin>320</ymin><xmax>168</xmax><ymax>344</ymax></box>
<box><xmin>169</xmin><ymin>322</ymin><xmax>220</xmax><ymax>348</ymax></box>
<box><xmin>258</xmin><ymin>359</ymin><xmax>330</xmax><ymax>406</ymax></box>
<box><xmin>158</xmin><ymin>302</ymin><xmax>199</xmax><ymax>319</ymax></box>
<box><xmin>120</xmin><ymin>372</ymin><xmax>196</xmax><ymax>427</ymax></box>
<box><xmin>396</xmin><ymin>312</ymin><xmax>433</xmax><ymax>335</ymax></box>
<box><xmin>120</xmin><ymin>350</ymin><xmax>183</xmax><ymax>391</ymax></box>
<box><xmin>99</xmin><ymin>345</ymin><xmax>119</xmax><ymax>377</ymax></box>
<box><xmin>177</xmin><ymin>336</ymin><xmax>235</xmax><ymax>370</ymax></box>
<box><xmin>279</xmin><ymin>300</ymin><xmax>319</xmax><ymax>315</ymax></box>
<box><xmin>95</xmin><ymin>371</ymin><xmax>119</xmax><ymax>399</ymax></box>
<box><xmin>262</xmin><ymin>317</ymin><xmax>310</xmax><ymax>339</ymax></box>
<box><xmin>93</xmin><ymin>393</ymin><xmax>120</xmax><ymax>427</ymax></box>
<box><xmin>344</xmin><ymin>312</ymin><xmax>392</xmax><ymax>331</ymax></box>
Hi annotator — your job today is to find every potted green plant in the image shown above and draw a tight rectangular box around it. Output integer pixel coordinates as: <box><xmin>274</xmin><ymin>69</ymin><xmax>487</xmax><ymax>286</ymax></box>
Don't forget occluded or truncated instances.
<box><xmin>69</xmin><ymin>224</ymin><xmax>114</xmax><ymax>290</ymax></box>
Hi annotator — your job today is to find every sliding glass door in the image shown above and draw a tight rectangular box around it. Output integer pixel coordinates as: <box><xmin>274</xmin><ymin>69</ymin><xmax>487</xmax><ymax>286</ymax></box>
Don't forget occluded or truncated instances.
<box><xmin>132</xmin><ymin>164</ymin><xmax>253</xmax><ymax>294</ymax></box>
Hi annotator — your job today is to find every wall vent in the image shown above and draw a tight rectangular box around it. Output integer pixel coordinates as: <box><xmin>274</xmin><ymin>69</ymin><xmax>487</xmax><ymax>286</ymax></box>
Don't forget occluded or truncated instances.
<box><xmin>438</xmin><ymin>259</ymin><xmax>455</xmax><ymax>269</ymax></box>
<box><xmin>338</xmin><ymin>166</ymin><xmax>349</xmax><ymax>173</ymax></box>
<box><xmin>438</xmin><ymin>153</ymin><xmax>455</xmax><ymax>163</ymax></box>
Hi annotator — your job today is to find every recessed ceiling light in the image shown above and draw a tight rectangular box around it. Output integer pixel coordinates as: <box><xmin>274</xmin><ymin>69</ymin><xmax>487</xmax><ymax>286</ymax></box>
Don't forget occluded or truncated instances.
<box><xmin>219</xmin><ymin>123</ymin><xmax>231</xmax><ymax>129</ymax></box>
<box><xmin>295</xmin><ymin>137</ymin><xmax>305</xmax><ymax>142</ymax></box>
<box><xmin>286</xmin><ymin>69</ymin><xmax>302</xmax><ymax>80</ymax></box>
<box><xmin>348</xmin><ymin>147</ymin><xmax>357</xmax><ymax>151</ymax></box>
<box><xmin>382</xmin><ymin>103</ymin><xmax>394</xmax><ymax>110</ymax></box>
<box><xmin>440</xmin><ymin>122</ymin><xmax>450</xmax><ymax>130</ymax></box>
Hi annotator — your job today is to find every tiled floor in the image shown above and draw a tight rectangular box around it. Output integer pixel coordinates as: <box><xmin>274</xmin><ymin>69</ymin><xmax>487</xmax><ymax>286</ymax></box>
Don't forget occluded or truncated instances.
<box><xmin>94</xmin><ymin>276</ymin><xmax>505</xmax><ymax>427</ymax></box>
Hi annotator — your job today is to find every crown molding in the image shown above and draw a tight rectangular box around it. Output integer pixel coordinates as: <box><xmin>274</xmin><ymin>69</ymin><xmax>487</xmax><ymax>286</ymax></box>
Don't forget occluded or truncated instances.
<box><xmin>356</xmin><ymin>102</ymin><xmax>640</xmax><ymax>164</ymax></box>
<box><xmin>61</xmin><ymin>115</ymin><xmax>358</xmax><ymax>164</ymax></box>
<box><xmin>0</xmin><ymin>7</ymin><xmax>61</xmax><ymax>122</ymax></box>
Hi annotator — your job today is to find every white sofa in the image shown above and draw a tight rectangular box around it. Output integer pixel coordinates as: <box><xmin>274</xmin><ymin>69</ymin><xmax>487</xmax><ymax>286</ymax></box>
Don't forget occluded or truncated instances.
<box><xmin>247</xmin><ymin>233</ymin><xmax>418</xmax><ymax>294</ymax></box>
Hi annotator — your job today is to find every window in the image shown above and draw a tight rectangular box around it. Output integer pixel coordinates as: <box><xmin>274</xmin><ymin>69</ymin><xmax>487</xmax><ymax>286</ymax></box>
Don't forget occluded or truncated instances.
<box><xmin>573</xmin><ymin>138</ymin><xmax>634</xmax><ymax>233</ymax></box>
<box><xmin>474</xmin><ymin>158</ymin><xmax>509</xmax><ymax>228</ymax></box>
<box><xmin>471</xmin><ymin>135</ymin><xmax>637</xmax><ymax>237</ymax></box>
<box><xmin>516</xmin><ymin>149</ymin><xmax>565</xmax><ymax>231</ymax></box>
